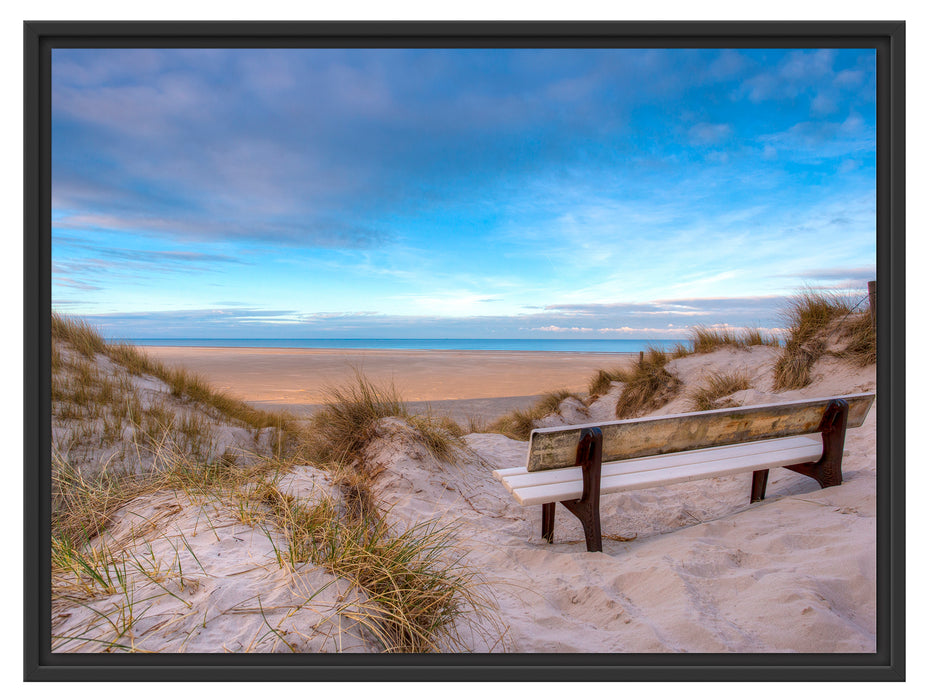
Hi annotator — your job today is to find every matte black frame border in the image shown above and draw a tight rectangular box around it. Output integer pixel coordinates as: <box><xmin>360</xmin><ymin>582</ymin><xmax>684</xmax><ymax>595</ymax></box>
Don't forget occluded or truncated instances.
<box><xmin>24</xmin><ymin>20</ymin><xmax>905</xmax><ymax>682</ymax></box>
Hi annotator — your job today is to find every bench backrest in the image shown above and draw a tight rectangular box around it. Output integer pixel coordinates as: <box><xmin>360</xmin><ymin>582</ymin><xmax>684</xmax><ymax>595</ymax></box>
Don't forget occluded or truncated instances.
<box><xmin>526</xmin><ymin>392</ymin><xmax>875</xmax><ymax>472</ymax></box>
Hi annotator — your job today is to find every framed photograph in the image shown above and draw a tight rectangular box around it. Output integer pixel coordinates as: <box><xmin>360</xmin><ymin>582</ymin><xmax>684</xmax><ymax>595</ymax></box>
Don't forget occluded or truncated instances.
<box><xmin>24</xmin><ymin>21</ymin><xmax>905</xmax><ymax>681</ymax></box>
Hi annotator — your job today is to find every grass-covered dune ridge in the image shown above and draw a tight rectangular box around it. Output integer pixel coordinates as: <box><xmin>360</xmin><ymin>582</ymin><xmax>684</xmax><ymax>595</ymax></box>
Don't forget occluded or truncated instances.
<box><xmin>772</xmin><ymin>290</ymin><xmax>876</xmax><ymax>389</ymax></box>
<box><xmin>51</xmin><ymin>314</ymin><xmax>500</xmax><ymax>653</ymax></box>
<box><xmin>53</xmin><ymin>313</ymin><xmax>299</xmax><ymax>476</ymax></box>
<box><xmin>487</xmin><ymin>290</ymin><xmax>875</xmax><ymax>435</ymax></box>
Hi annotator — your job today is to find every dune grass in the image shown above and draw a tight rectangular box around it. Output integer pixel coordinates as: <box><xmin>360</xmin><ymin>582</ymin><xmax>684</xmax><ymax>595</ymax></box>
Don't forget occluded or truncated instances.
<box><xmin>325</xmin><ymin>517</ymin><xmax>494</xmax><ymax>652</ymax></box>
<box><xmin>52</xmin><ymin>313</ymin><xmax>304</xmax><ymax>476</ymax></box>
<box><xmin>688</xmin><ymin>371</ymin><xmax>751</xmax><ymax>412</ymax></box>
<box><xmin>406</xmin><ymin>414</ymin><xmax>466</xmax><ymax>461</ymax></box>
<box><xmin>588</xmin><ymin>368</ymin><xmax>627</xmax><ymax>397</ymax></box>
<box><xmin>52</xmin><ymin>453</ymin><xmax>150</xmax><ymax>547</ymax></box>
<box><xmin>781</xmin><ymin>290</ymin><xmax>852</xmax><ymax>343</ymax></box>
<box><xmin>52</xmin><ymin>313</ymin><xmax>107</xmax><ymax>358</ymax></box>
<box><xmin>689</xmin><ymin>326</ymin><xmax>741</xmax><ymax>354</ymax></box>
<box><xmin>669</xmin><ymin>342</ymin><xmax>692</xmax><ymax>359</ymax></box>
<box><xmin>772</xmin><ymin>341</ymin><xmax>822</xmax><ymax>391</ymax></box>
<box><xmin>487</xmin><ymin>389</ymin><xmax>585</xmax><ymax>441</ymax></box>
<box><xmin>50</xmin><ymin>313</ymin><xmax>300</xmax><ymax>544</ymax></box>
<box><xmin>772</xmin><ymin>290</ymin><xmax>855</xmax><ymax>390</ymax></box>
<box><xmin>739</xmin><ymin>327</ymin><xmax>780</xmax><ymax>348</ymax></box>
<box><xmin>52</xmin><ymin>460</ymin><xmax>498</xmax><ymax>653</ymax></box>
<box><xmin>837</xmin><ymin>310</ymin><xmax>876</xmax><ymax>367</ymax></box>
<box><xmin>52</xmin><ymin>313</ymin><xmax>464</xmax><ymax>486</ymax></box>
<box><xmin>53</xmin><ymin>432</ymin><xmax>496</xmax><ymax>652</ymax></box>
<box><xmin>298</xmin><ymin>370</ymin><xmax>465</xmax><ymax>469</ymax></box>
<box><xmin>54</xmin><ymin>313</ymin><xmax>294</xmax><ymax>434</ymax></box>
<box><xmin>584</xmin><ymin>349</ymin><xmax>682</xmax><ymax>420</ymax></box>
<box><xmin>613</xmin><ymin>347</ymin><xmax>682</xmax><ymax>418</ymax></box>
<box><xmin>245</xmin><ymin>478</ymin><xmax>497</xmax><ymax>652</ymax></box>
<box><xmin>51</xmin><ymin>532</ymin><xmax>195</xmax><ymax>652</ymax></box>
<box><xmin>465</xmin><ymin>415</ymin><xmax>489</xmax><ymax>434</ymax></box>
<box><xmin>51</xmin><ymin>438</ymin><xmax>281</xmax><ymax>552</ymax></box>
<box><xmin>51</xmin><ymin>315</ymin><xmax>498</xmax><ymax>652</ymax></box>
<box><xmin>663</xmin><ymin>326</ymin><xmax>779</xmax><ymax>359</ymax></box>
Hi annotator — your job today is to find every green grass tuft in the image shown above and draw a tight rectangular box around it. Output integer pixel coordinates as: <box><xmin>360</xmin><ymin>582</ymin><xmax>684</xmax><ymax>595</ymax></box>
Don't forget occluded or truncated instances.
<box><xmin>235</xmin><ymin>472</ymin><xmax>500</xmax><ymax>652</ymax></box>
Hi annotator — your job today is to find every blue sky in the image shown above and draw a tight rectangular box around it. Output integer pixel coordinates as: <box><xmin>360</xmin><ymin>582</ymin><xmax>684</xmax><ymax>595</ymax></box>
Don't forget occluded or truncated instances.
<box><xmin>51</xmin><ymin>48</ymin><xmax>876</xmax><ymax>339</ymax></box>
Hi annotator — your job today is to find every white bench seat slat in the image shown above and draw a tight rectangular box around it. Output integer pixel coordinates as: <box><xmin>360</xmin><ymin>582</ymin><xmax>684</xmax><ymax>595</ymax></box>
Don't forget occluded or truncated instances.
<box><xmin>492</xmin><ymin>435</ymin><xmax>820</xmax><ymax>488</ymax></box>
<box><xmin>492</xmin><ymin>465</ymin><xmax>529</xmax><ymax>481</ymax></box>
<box><xmin>504</xmin><ymin>438</ymin><xmax>823</xmax><ymax>507</ymax></box>
<box><xmin>496</xmin><ymin>435</ymin><xmax>823</xmax><ymax>492</ymax></box>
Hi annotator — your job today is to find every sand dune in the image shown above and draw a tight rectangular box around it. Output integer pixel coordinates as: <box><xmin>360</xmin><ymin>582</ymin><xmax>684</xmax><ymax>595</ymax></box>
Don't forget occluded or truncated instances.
<box><xmin>52</xmin><ymin>342</ymin><xmax>876</xmax><ymax>654</ymax></box>
<box><xmin>370</xmin><ymin>346</ymin><xmax>877</xmax><ymax>652</ymax></box>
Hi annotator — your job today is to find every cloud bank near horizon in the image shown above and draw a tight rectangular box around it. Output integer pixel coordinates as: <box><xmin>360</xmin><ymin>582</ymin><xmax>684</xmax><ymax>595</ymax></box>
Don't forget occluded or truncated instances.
<box><xmin>65</xmin><ymin>286</ymin><xmax>876</xmax><ymax>341</ymax></box>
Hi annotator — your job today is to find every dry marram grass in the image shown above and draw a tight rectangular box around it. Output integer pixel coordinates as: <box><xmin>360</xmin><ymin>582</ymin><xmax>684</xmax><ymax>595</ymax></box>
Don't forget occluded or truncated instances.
<box><xmin>689</xmin><ymin>326</ymin><xmax>741</xmax><ymax>354</ymax></box>
<box><xmin>837</xmin><ymin>310</ymin><xmax>876</xmax><ymax>367</ymax></box>
<box><xmin>487</xmin><ymin>389</ymin><xmax>585</xmax><ymax>441</ymax></box>
<box><xmin>613</xmin><ymin>347</ymin><xmax>682</xmax><ymax>418</ymax></box>
<box><xmin>588</xmin><ymin>368</ymin><xmax>627</xmax><ymax>397</ymax></box>
<box><xmin>51</xmin><ymin>315</ymin><xmax>498</xmax><ymax>652</ymax></box>
<box><xmin>772</xmin><ymin>290</ymin><xmax>859</xmax><ymax>390</ymax></box>
<box><xmin>298</xmin><ymin>369</ymin><xmax>466</xmax><ymax>468</ymax></box>
<box><xmin>688</xmin><ymin>371</ymin><xmax>751</xmax><ymax>412</ymax></box>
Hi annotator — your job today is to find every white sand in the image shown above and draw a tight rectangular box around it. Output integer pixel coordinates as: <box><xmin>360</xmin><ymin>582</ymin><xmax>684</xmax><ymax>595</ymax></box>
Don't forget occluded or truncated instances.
<box><xmin>52</xmin><ymin>344</ymin><xmax>877</xmax><ymax>653</ymax></box>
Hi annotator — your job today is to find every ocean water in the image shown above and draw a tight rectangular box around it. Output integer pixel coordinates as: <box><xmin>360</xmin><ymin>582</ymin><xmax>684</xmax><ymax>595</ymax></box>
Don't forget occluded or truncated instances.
<box><xmin>126</xmin><ymin>338</ymin><xmax>686</xmax><ymax>354</ymax></box>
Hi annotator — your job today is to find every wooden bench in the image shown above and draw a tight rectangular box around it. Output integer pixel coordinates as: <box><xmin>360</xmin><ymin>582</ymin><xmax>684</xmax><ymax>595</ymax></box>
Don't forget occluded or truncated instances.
<box><xmin>493</xmin><ymin>392</ymin><xmax>875</xmax><ymax>552</ymax></box>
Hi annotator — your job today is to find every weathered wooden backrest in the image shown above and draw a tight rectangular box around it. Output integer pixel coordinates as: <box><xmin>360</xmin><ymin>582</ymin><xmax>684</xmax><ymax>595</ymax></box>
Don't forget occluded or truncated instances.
<box><xmin>526</xmin><ymin>392</ymin><xmax>875</xmax><ymax>472</ymax></box>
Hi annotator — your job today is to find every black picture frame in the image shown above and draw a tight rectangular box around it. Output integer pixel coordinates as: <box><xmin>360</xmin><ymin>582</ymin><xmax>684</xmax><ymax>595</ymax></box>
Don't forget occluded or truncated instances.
<box><xmin>24</xmin><ymin>20</ymin><xmax>905</xmax><ymax>681</ymax></box>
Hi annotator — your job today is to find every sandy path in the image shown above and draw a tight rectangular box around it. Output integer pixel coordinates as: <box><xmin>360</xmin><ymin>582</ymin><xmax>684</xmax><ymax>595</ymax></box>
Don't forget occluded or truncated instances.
<box><xmin>140</xmin><ymin>346</ymin><xmax>635</xmax><ymax>408</ymax></box>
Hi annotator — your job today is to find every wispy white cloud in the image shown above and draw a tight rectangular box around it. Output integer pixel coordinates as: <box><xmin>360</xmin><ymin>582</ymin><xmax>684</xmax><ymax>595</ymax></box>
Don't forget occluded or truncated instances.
<box><xmin>778</xmin><ymin>266</ymin><xmax>875</xmax><ymax>281</ymax></box>
<box><xmin>758</xmin><ymin>113</ymin><xmax>874</xmax><ymax>159</ymax></box>
<box><xmin>834</xmin><ymin>69</ymin><xmax>866</xmax><ymax>89</ymax></box>
<box><xmin>63</xmin><ymin>293</ymin><xmax>808</xmax><ymax>340</ymax></box>
<box><xmin>738</xmin><ymin>49</ymin><xmax>836</xmax><ymax>103</ymax></box>
<box><xmin>688</xmin><ymin>122</ymin><xmax>732</xmax><ymax>145</ymax></box>
<box><xmin>810</xmin><ymin>92</ymin><xmax>837</xmax><ymax>115</ymax></box>
<box><xmin>532</xmin><ymin>325</ymin><xmax>594</xmax><ymax>333</ymax></box>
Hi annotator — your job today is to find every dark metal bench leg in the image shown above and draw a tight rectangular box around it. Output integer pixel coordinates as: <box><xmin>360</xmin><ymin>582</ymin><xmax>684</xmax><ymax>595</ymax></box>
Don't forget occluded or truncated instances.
<box><xmin>750</xmin><ymin>469</ymin><xmax>769</xmax><ymax>502</ymax></box>
<box><xmin>562</xmin><ymin>499</ymin><xmax>603</xmax><ymax>552</ymax></box>
<box><xmin>559</xmin><ymin>427</ymin><xmax>604</xmax><ymax>552</ymax></box>
<box><xmin>542</xmin><ymin>502</ymin><xmax>555</xmax><ymax>542</ymax></box>
<box><xmin>784</xmin><ymin>399</ymin><xmax>849</xmax><ymax>489</ymax></box>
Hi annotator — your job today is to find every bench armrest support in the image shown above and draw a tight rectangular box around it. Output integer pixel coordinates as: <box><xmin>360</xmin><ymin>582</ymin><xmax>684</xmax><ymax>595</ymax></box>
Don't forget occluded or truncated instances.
<box><xmin>783</xmin><ymin>398</ymin><xmax>849</xmax><ymax>488</ymax></box>
<box><xmin>543</xmin><ymin>427</ymin><xmax>604</xmax><ymax>552</ymax></box>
